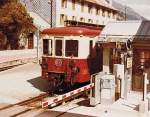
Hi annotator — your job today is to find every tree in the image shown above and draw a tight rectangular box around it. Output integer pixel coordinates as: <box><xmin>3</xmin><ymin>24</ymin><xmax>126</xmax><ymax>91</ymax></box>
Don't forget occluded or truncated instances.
<box><xmin>0</xmin><ymin>0</ymin><xmax>36</xmax><ymax>49</ymax></box>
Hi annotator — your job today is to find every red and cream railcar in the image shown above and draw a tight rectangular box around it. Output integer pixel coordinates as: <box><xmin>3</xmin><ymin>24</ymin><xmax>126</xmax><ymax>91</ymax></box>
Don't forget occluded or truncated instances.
<box><xmin>41</xmin><ymin>27</ymin><xmax>103</xmax><ymax>92</ymax></box>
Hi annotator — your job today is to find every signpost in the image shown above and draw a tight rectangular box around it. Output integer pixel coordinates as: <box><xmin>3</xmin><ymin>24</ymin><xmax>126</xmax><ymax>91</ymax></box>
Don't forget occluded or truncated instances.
<box><xmin>126</xmin><ymin>57</ymin><xmax>132</xmax><ymax>68</ymax></box>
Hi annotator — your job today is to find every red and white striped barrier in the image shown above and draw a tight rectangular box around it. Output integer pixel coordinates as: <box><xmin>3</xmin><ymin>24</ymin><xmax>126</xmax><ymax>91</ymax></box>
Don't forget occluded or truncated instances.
<box><xmin>42</xmin><ymin>83</ymin><xmax>94</xmax><ymax>108</ymax></box>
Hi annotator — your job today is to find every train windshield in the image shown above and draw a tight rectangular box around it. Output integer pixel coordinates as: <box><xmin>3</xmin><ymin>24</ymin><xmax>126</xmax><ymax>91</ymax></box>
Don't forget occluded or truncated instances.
<box><xmin>43</xmin><ymin>39</ymin><xmax>49</xmax><ymax>55</ymax></box>
<box><xmin>55</xmin><ymin>40</ymin><xmax>62</xmax><ymax>56</ymax></box>
<box><xmin>43</xmin><ymin>39</ymin><xmax>53</xmax><ymax>56</ymax></box>
<box><xmin>65</xmin><ymin>40</ymin><xmax>78</xmax><ymax>57</ymax></box>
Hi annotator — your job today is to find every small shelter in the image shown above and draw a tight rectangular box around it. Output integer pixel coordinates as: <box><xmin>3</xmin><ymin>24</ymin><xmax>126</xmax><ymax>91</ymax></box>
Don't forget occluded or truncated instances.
<box><xmin>97</xmin><ymin>20</ymin><xmax>150</xmax><ymax>94</ymax></box>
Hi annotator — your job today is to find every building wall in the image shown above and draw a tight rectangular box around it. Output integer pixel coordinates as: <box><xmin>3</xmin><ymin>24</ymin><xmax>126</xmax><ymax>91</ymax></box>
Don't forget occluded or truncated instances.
<box><xmin>132</xmin><ymin>44</ymin><xmax>150</xmax><ymax>91</ymax></box>
<box><xmin>20</xmin><ymin>0</ymin><xmax>119</xmax><ymax>27</ymax></box>
<box><xmin>54</xmin><ymin>0</ymin><xmax>118</xmax><ymax>27</ymax></box>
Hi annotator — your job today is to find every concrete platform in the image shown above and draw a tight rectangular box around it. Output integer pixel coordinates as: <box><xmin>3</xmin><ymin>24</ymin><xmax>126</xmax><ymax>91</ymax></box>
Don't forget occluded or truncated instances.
<box><xmin>5</xmin><ymin>96</ymin><xmax>150</xmax><ymax>117</ymax></box>
<box><xmin>0</xmin><ymin>49</ymin><xmax>38</xmax><ymax>68</ymax></box>
<box><xmin>48</xmin><ymin>92</ymin><xmax>150</xmax><ymax>117</ymax></box>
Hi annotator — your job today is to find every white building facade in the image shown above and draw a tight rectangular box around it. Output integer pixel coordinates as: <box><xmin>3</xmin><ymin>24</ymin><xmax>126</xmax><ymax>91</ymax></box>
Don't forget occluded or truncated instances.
<box><xmin>50</xmin><ymin>0</ymin><xmax>119</xmax><ymax>27</ymax></box>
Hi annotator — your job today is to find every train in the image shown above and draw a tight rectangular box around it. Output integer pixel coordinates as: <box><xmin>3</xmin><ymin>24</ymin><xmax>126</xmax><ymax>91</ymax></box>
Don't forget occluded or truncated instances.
<box><xmin>41</xmin><ymin>26</ymin><xmax>103</xmax><ymax>93</ymax></box>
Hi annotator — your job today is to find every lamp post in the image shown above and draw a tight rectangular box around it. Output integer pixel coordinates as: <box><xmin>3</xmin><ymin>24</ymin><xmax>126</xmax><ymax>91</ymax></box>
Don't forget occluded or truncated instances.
<box><xmin>48</xmin><ymin>0</ymin><xmax>53</xmax><ymax>28</ymax></box>
<box><xmin>36</xmin><ymin>26</ymin><xmax>40</xmax><ymax>63</ymax></box>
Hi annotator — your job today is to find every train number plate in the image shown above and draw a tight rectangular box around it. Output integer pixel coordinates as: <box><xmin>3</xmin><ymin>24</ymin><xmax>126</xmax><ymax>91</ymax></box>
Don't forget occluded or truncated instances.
<box><xmin>55</xmin><ymin>59</ymin><xmax>63</xmax><ymax>66</ymax></box>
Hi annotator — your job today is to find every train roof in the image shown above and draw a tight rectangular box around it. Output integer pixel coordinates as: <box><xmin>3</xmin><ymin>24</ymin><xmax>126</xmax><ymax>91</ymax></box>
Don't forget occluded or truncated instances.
<box><xmin>41</xmin><ymin>27</ymin><xmax>101</xmax><ymax>36</ymax></box>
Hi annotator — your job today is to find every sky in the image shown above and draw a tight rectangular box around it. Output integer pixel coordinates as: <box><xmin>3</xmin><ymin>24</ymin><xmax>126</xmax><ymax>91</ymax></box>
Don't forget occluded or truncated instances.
<box><xmin>115</xmin><ymin>0</ymin><xmax>150</xmax><ymax>19</ymax></box>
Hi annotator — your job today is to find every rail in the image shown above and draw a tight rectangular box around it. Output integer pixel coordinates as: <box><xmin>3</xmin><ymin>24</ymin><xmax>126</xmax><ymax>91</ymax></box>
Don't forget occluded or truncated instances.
<box><xmin>0</xmin><ymin>93</ymin><xmax>49</xmax><ymax>116</ymax></box>
<box><xmin>0</xmin><ymin>64</ymin><xmax>24</xmax><ymax>72</ymax></box>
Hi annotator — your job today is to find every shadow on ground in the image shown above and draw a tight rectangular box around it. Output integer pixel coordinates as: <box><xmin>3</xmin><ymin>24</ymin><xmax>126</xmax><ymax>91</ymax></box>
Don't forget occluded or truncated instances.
<box><xmin>27</xmin><ymin>77</ymin><xmax>49</xmax><ymax>92</ymax></box>
<box><xmin>133</xmin><ymin>104</ymin><xmax>139</xmax><ymax>111</ymax></box>
<box><xmin>35</xmin><ymin>110</ymin><xmax>93</xmax><ymax>117</ymax></box>
<box><xmin>76</xmin><ymin>98</ymin><xmax>93</xmax><ymax>107</ymax></box>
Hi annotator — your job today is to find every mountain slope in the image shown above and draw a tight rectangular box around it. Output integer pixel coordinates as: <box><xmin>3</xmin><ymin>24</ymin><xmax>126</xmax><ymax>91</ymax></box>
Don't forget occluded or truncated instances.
<box><xmin>112</xmin><ymin>0</ymin><xmax>146</xmax><ymax>20</ymax></box>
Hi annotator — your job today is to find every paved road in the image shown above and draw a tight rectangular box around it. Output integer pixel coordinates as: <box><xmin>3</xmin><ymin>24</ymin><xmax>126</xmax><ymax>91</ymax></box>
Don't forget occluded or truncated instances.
<box><xmin>0</xmin><ymin>63</ymin><xmax>47</xmax><ymax>106</ymax></box>
<box><xmin>35</xmin><ymin>111</ymin><xmax>93</xmax><ymax>117</ymax></box>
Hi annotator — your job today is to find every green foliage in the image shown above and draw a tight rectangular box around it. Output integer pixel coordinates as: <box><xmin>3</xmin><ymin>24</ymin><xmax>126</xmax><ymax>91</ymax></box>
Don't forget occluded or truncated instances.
<box><xmin>0</xmin><ymin>0</ymin><xmax>36</xmax><ymax>49</ymax></box>
<box><xmin>0</xmin><ymin>0</ymin><xmax>35</xmax><ymax>34</ymax></box>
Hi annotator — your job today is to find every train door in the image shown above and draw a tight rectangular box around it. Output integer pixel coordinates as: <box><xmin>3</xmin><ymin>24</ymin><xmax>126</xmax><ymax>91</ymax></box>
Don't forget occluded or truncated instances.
<box><xmin>89</xmin><ymin>41</ymin><xmax>103</xmax><ymax>74</ymax></box>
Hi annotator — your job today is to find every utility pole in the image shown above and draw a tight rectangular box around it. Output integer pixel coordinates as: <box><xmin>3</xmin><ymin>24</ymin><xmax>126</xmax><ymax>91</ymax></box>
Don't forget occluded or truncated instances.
<box><xmin>48</xmin><ymin>0</ymin><xmax>53</xmax><ymax>28</ymax></box>
<box><xmin>123</xmin><ymin>0</ymin><xmax>127</xmax><ymax>21</ymax></box>
<box><xmin>124</xmin><ymin>5</ymin><xmax>127</xmax><ymax>21</ymax></box>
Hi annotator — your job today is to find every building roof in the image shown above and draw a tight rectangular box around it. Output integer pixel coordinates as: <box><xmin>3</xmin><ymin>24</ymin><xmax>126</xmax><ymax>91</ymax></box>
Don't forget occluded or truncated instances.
<box><xmin>101</xmin><ymin>21</ymin><xmax>142</xmax><ymax>36</ymax></box>
<box><xmin>29</xmin><ymin>12</ymin><xmax>50</xmax><ymax>31</ymax></box>
<box><xmin>136</xmin><ymin>21</ymin><xmax>150</xmax><ymax>37</ymax></box>
<box><xmin>41</xmin><ymin>27</ymin><xmax>101</xmax><ymax>36</ymax></box>
<box><xmin>98</xmin><ymin>21</ymin><xmax>150</xmax><ymax>42</ymax></box>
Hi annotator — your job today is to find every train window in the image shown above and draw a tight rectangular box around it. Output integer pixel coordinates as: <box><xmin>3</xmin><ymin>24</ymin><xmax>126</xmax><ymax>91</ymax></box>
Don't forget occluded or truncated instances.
<box><xmin>43</xmin><ymin>39</ymin><xmax>49</xmax><ymax>55</ymax></box>
<box><xmin>55</xmin><ymin>40</ymin><xmax>62</xmax><ymax>56</ymax></box>
<box><xmin>65</xmin><ymin>40</ymin><xmax>78</xmax><ymax>57</ymax></box>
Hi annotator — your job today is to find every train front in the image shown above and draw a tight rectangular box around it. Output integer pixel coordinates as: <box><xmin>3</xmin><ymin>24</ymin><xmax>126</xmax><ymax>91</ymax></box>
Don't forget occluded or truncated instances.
<box><xmin>41</xmin><ymin>27</ymin><xmax>101</xmax><ymax>93</ymax></box>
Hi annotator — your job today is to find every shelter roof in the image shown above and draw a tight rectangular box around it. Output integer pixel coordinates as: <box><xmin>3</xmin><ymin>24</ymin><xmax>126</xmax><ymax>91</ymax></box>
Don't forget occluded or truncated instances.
<box><xmin>98</xmin><ymin>21</ymin><xmax>150</xmax><ymax>42</ymax></box>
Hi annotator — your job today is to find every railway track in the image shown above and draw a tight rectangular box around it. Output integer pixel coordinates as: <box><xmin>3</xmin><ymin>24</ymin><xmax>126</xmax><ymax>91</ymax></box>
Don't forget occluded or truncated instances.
<box><xmin>0</xmin><ymin>84</ymin><xmax>92</xmax><ymax>116</ymax></box>
<box><xmin>0</xmin><ymin>64</ymin><xmax>24</xmax><ymax>72</ymax></box>
<box><xmin>0</xmin><ymin>93</ymin><xmax>49</xmax><ymax>117</ymax></box>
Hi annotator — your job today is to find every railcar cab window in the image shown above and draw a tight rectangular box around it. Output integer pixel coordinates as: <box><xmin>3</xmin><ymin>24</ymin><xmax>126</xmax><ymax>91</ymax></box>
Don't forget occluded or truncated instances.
<box><xmin>55</xmin><ymin>40</ymin><xmax>62</xmax><ymax>56</ymax></box>
<box><xmin>65</xmin><ymin>40</ymin><xmax>78</xmax><ymax>57</ymax></box>
<box><xmin>43</xmin><ymin>39</ymin><xmax>53</xmax><ymax>56</ymax></box>
<box><xmin>43</xmin><ymin>39</ymin><xmax>49</xmax><ymax>55</ymax></box>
